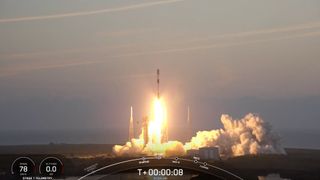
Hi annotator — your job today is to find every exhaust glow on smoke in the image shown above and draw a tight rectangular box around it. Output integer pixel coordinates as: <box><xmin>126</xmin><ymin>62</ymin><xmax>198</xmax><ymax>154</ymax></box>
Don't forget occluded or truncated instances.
<box><xmin>113</xmin><ymin>97</ymin><xmax>284</xmax><ymax>157</ymax></box>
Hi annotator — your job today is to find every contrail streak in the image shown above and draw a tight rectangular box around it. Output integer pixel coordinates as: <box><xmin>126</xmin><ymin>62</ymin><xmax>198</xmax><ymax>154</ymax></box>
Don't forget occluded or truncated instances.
<box><xmin>0</xmin><ymin>0</ymin><xmax>186</xmax><ymax>23</ymax></box>
<box><xmin>106</xmin><ymin>30</ymin><xmax>320</xmax><ymax>57</ymax></box>
<box><xmin>1</xmin><ymin>30</ymin><xmax>320</xmax><ymax>78</ymax></box>
<box><xmin>3</xmin><ymin>21</ymin><xmax>320</xmax><ymax>60</ymax></box>
<box><xmin>217</xmin><ymin>22</ymin><xmax>320</xmax><ymax>38</ymax></box>
<box><xmin>185</xmin><ymin>21</ymin><xmax>320</xmax><ymax>43</ymax></box>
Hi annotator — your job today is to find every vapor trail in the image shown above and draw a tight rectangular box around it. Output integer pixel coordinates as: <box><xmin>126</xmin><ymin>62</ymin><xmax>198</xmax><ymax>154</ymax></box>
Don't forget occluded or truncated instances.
<box><xmin>0</xmin><ymin>0</ymin><xmax>185</xmax><ymax>23</ymax></box>
<box><xmin>193</xmin><ymin>22</ymin><xmax>320</xmax><ymax>41</ymax></box>
<box><xmin>1</xmin><ymin>30</ymin><xmax>320</xmax><ymax>77</ymax></box>
<box><xmin>107</xmin><ymin>30</ymin><xmax>320</xmax><ymax>57</ymax></box>
<box><xmin>174</xmin><ymin>22</ymin><xmax>320</xmax><ymax>48</ymax></box>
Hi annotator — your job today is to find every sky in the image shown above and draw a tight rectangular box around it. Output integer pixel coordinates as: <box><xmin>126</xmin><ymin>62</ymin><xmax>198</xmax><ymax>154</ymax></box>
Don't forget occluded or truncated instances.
<box><xmin>0</xmin><ymin>0</ymin><xmax>320</xmax><ymax>145</ymax></box>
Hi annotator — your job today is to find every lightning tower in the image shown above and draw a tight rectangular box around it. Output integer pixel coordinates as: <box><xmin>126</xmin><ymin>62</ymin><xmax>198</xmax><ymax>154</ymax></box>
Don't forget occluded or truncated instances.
<box><xmin>187</xmin><ymin>106</ymin><xmax>190</xmax><ymax>126</ymax></box>
<box><xmin>187</xmin><ymin>106</ymin><xmax>192</xmax><ymax>140</ymax></box>
<box><xmin>157</xmin><ymin>69</ymin><xmax>160</xmax><ymax>99</ymax></box>
<box><xmin>129</xmin><ymin>106</ymin><xmax>134</xmax><ymax>141</ymax></box>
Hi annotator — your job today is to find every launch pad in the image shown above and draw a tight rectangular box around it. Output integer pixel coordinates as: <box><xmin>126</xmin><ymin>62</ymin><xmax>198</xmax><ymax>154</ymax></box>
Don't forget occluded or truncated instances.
<box><xmin>126</xmin><ymin>69</ymin><xmax>169</xmax><ymax>151</ymax></box>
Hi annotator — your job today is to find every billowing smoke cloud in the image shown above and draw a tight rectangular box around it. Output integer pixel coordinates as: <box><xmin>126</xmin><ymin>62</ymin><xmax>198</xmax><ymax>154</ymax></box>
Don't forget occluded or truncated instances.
<box><xmin>113</xmin><ymin>113</ymin><xmax>285</xmax><ymax>157</ymax></box>
<box><xmin>113</xmin><ymin>134</ymin><xmax>185</xmax><ymax>157</ymax></box>
<box><xmin>184</xmin><ymin>113</ymin><xmax>285</xmax><ymax>157</ymax></box>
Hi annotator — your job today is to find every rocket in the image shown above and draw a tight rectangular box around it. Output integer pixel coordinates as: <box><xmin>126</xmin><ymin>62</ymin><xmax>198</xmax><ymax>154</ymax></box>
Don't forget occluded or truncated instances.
<box><xmin>157</xmin><ymin>69</ymin><xmax>169</xmax><ymax>143</ymax></box>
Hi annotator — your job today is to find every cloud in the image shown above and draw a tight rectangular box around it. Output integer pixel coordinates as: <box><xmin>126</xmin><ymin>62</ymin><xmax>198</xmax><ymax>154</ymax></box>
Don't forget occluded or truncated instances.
<box><xmin>0</xmin><ymin>0</ymin><xmax>186</xmax><ymax>23</ymax></box>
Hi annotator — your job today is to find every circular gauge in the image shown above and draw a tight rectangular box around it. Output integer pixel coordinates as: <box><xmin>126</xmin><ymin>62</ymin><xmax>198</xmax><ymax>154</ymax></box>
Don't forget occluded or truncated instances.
<box><xmin>39</xmin><ymin>157</ymin><xmax>63</xmax><ymax>177</ymax></box>
<box><xmin>11</xmin><ymin>157</ymin><xmax>36</xmax><ymax>177</ymax></box>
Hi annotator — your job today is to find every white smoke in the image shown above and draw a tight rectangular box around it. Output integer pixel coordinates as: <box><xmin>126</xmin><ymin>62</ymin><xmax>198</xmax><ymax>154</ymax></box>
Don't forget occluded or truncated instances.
<box><xmin>185</xmin><ymin>113</ymin><xmax>285</xmax><ymax>157</ymax></box>
<box><xmin>113</xmin><ymin>134</ymin><xmax>185</xmax><ymax>157</ymax></box>
<box><xmin>113</xmin><ymin>113</ymin><xmax>285</xmax><ymax>157</ymax></box>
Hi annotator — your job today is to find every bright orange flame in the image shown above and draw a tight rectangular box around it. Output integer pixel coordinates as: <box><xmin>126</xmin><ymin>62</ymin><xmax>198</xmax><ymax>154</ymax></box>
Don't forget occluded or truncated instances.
<box><xmin>148</xmin><ymin>97</ymin><xmax>167</xmax><ymax>144</ymax></box>
<box><xmin>113</xmin><ymin>95</ymin><xmax>186</xmax><ymax>157</ymax></box>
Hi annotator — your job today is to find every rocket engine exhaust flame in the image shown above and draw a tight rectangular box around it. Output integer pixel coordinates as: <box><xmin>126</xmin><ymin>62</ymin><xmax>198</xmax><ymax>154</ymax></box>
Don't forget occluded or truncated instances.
<box><xmin>113</xmin><ymin>99</ymin><xmax>285</xmax><ymax>157</ymax></box>
<box><xmin>113</xmin><ymin>69</ymin><xmax>283</xmax><ymax>157</ymax></box>
<box><xmin>148</xmin><ymin>97</ymin><xmax>167</xmax><ymax>144</ymax></box>
<box><xmin>113</xmin><ymin>96</ymin><xmax>184</xmax><ymax>157</ymax></box>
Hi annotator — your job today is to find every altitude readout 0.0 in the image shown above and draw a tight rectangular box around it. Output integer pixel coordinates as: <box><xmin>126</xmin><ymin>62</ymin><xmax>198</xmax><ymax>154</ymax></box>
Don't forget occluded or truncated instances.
<box><xmin>137</xmin><ymin>168</ymin><xmax>183</xmax><ymax>176</ymax></box>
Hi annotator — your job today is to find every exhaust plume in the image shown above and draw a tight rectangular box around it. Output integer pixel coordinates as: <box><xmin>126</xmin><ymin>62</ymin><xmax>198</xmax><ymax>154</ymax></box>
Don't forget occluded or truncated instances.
<box><xmin>113</xmin><ymin>113</ymin><xmax>285</xmax><ymax>157</ymax></box>
<box><xmin>184</xmin><ymin>113</ymin><xmax>285</xmax><ymax>157</ymax></box>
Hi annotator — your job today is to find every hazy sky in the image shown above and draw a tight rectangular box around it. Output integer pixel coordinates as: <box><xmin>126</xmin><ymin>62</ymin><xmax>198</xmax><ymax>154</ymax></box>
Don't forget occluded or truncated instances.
<box><xmin>1</xmin><ymin>0</ymin><xmax>320</xmax><ymax>136</ymax></box>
